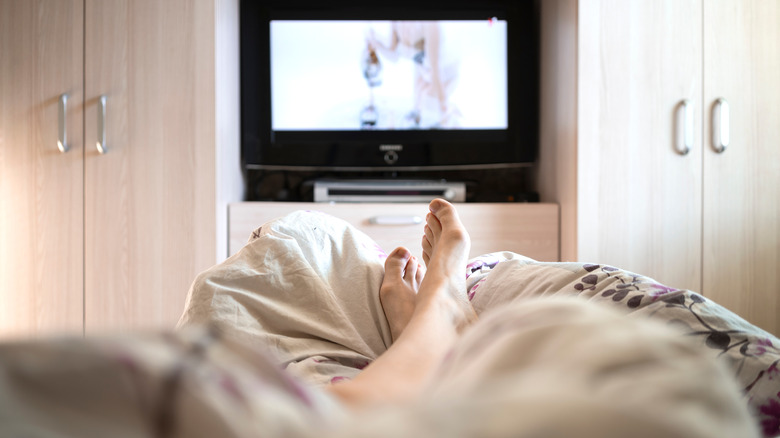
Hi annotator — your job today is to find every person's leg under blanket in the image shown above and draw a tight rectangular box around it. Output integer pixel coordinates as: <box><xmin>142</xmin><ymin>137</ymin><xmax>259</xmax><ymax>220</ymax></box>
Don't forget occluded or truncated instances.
<box><xmin>325</xmin><ymin>297</ymin><xmax>760</xmax><ymax>438</ymax></box>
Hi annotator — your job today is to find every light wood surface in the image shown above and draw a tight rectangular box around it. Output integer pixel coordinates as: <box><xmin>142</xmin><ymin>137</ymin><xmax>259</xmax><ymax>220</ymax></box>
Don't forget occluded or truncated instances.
<box><xmin>0</xmin><ymin>0</ymin><xmax>243</xmax><ymax>337</ymax></box>
<box><xmin>0</xmin><ymin>0</ymin><xmax>84</xmax><ymax>338</ymax></box>
<box><xmin>538</xmin><ymin>0</ymin><xmax>577</xmax><ymax>262</ymax></box>
<box><xmin>215</xmin><ymin>0</ymin><xmax>246</xmax><ymax>260</ymax></box>
<box><xmin>541</xmin><ymin>0</ymin><xmax>779</xmax><ymax>335</ymax></box>
<box><xmin>577</xmin><ymin>0</ymin><xmax>703</xmax><ymax>291</ymax></box>
<box><xmin>83</xmin><ymin>0</ymin><xmax>218</xmax><ymax>333</ymax></box>
<box><xmin>229</xmin><ymin>202</ymin><xmax>560</xmax><ymax>263</ymax></box>
<box><xmin>702</xmin><ymin>0</ymin><xmax>780</xmax><ymax>335</ymax></box>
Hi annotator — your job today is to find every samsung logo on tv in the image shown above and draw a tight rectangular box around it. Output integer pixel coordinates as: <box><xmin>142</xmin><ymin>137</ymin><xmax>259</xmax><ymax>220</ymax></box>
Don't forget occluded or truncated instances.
<box><xmin>379</xmin><ymin>144</ymin><xmax>403</xmax><ymax>152</ymax></box>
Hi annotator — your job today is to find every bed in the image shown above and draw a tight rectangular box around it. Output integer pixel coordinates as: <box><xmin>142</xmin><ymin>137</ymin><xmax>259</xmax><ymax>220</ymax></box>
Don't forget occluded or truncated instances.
<box><xmin>1</xmin><ymin>209</ymin><xmax>778</xmax><ymax>437</ymax></box>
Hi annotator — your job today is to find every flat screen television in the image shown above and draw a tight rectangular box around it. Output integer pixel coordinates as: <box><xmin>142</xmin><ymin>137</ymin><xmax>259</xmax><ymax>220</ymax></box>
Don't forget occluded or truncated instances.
<box><xmin>240</xmin><ymin>0</ymin><xmax>538</xmax><ymax>171</ymax></box>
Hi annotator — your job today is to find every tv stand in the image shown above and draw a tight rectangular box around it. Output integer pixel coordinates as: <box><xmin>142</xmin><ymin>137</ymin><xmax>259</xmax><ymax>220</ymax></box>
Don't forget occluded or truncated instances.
<box><xmin>228</xmin><ymin>202</ymin><xmax>559</xmax><ymax>262</ymax></box>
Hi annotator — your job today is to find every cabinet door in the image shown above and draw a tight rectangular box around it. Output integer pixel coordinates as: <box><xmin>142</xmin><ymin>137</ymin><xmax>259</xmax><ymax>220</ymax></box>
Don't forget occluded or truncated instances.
<box><xmin>703</xmin><ymin>1</ymin><xmax>780</xmax><ymax>335</ymax></box>
<box><xmin>577</xmin><ymin>0</ymin><xmax>703</xmax><ymax>291</ymax></box>
<box><xmin>84</xmin><ymin>0</ymin><xmax>216</xmax><ymax>333</ymax></box>
<box><xmin>0</xmin><ymin>0</ymin><xmax>84</xmax><ymax>337</ymax></box>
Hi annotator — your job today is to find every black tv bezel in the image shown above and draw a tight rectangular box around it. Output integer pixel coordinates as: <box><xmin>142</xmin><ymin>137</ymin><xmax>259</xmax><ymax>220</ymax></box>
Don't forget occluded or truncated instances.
<box><xmin>240</xmin><ymin>0</ymin><xmax>539</xmax><ymax>171</ymax></box>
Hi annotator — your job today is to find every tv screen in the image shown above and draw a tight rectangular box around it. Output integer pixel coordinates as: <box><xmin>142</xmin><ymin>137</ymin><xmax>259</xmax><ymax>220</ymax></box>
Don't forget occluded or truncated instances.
<box><xmin>271</xmin><ymin>20</ymin><xmax>508</xmax><ymax>131</ymax></box>
<box><xmin>241</xmin><ymin>1</ymin><xmax>538</xmax><ymax>171</ymax></box>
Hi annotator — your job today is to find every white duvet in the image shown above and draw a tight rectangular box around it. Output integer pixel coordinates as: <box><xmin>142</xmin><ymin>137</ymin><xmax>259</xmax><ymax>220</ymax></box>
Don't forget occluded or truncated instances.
<box><xmin>0</xmin><ymin>209</ymin><xmax>774</xmax><ymax>437</ymax></box>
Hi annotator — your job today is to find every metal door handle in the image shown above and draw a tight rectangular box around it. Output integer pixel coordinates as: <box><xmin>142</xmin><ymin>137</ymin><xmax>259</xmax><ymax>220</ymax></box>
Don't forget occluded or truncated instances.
<box><xmin>369</xmin><ymin>215</ymin><xmax>423</xmax><ymax>225</ymax></box>
<box><xmin>96</xmin><ymin>95</ymin><xmax>107</xmax><ymax>154</ymax></box>
<box><xmin>58</xmin><ymin>94</ymin><xmax>69</xmax><ymax>153</ymax></box>
<box><xmin>712</xmin><ymin>98</ymin><xmax>729</xmax><ymax>153</ymax></box>
<box><xmin>675</xmin><ymin>99</ymin><xmax>693</xmax><ymax>155</ymax></box>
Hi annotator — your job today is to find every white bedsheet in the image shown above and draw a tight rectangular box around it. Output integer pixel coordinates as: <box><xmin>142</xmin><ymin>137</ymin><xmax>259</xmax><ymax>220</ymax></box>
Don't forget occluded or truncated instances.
<box><xmin>0</xmin><ymin>209</ymin><xmax>770</xmax><ymax>437</ymax></box>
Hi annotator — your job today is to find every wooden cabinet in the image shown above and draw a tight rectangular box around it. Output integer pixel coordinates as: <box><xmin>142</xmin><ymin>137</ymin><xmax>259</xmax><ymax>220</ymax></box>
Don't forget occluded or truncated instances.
<box><xmin>701</xmin><ymin>2</ymin><xmax>780</xmax><ymax>334</ymax></box>
<box><xmin>0</xmin><ymin>0</ymin><xmax>85</xmax><ymax>338</ymax></box>
<box><xmin>576</xmin><ymin>0</ymin><xmax>704</xmax><ymax>292</ymax></box>
<box><xmin>229</xmin><ymin>202</ymin><xmax>560</xmax><ymax>263</ymax></box>
<box><xmin>0</xmin><ymin>0</ymin><xmax>242</xmax><ymax>338</ymax></box>
<box><xmin>540</xmin><ymin>0</ymin><xmax>780</xmax><ymax>334</ymax></box>
<box><xmin>81</xmin><ymin>0</ymin><xmax>237</xmax><ymax>334</ymax></box>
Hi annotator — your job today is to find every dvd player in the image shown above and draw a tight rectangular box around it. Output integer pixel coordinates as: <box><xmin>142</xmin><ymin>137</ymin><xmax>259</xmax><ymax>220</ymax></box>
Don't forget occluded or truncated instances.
<box><xmin>313</xmin><ymin>180</ymin><xmax>466</xmax><ymax>203</ymax></box>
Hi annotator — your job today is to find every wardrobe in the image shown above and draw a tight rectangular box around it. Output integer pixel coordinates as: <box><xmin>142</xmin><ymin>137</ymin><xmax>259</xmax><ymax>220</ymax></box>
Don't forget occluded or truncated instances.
<box><xmin>0</xmin><ymin>0</ymin><xmax>242</xmax><ymax>337</ymax></box>
<box><xmin>540</xmin><ymin>0</ymin><xmax>779</xmax><ymax>334</ymax></box>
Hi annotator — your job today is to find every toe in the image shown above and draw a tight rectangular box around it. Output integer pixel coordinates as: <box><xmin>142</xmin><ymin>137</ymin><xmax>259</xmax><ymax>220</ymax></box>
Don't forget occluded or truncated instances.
<box><xmin>429</xmin><ymin>199</ymin><xmax>469</xmax><ymax>244</ymax></box>
<box><xmin>428</xmin><ymin>198</ymin><xmax>449</xmax><ymax>212</ymax></box>
<box><xmin>385</xmin><ymin>247</ymin><xmax>412</xmax><ymax>278</ymax></box>
<box><xmin>424</xmin><ymin>224</ymin><xmax>435</xmax><ymax>245</ymax></box>
<box><xmin>429</xmin><ymin>198</ymin><xmax>459</xmax><ymax>223</ymax></box>
<box><xmin>426</xmin><ymin>212</ymin><xmax>442</xmax><ymax>237</ymax></box>
<box><xmin>422</xmin><ymin>235</ymin><xmax>432</xmax><ymax>264</ymax></box>
<box><xmin>403</xmin><ymin>256</ymin><xmax>418</xmax><ymax>282</ymax></box>
<box><xmin>415</xmin><ymin>262</ymin><xmax>425</xmax><ymax>285</ymax></box>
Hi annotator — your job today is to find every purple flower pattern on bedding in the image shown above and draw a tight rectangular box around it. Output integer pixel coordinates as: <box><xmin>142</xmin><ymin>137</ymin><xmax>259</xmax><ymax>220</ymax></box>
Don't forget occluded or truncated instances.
<box><xmin>464</xmin><ymin>256</ymin><xmax>780</xmax><ymax>437</ymax></box>
<box><xmin>468</xmin><ymin>277</ymin><xmax>487</xmax><ymax>301</ymax></box>
<box><xmin>607</xmin><ymin>272</ymin><xmax>776</xmax><ymax>437</ymax></box>
<box><xmin>760</xmin><ymin>396</ymin><xmax>780</xmax><ymax>437</ymax></box>
<box><xmin>465</xmin><ymin>254</ymin><xmax>503</xmax><ymax>301</ymax></box>
<box><xmin>364</xmin><ymin>241</ymin><xmax>387</xmax><ymax>260</ymax></box>
<box><xmin>466</xmin><ymin>255</ymin><xmax>501</xmax><ymax>279</ymax></box>
<box><xmin>574</xmin><ymin>264</ymin><xmax>682</xmax><ymax>309</ymax></box>
<box><xmin>574</xmin><ymin>264</ymin><xmax>780</xmax><ymax>437</ymax></box>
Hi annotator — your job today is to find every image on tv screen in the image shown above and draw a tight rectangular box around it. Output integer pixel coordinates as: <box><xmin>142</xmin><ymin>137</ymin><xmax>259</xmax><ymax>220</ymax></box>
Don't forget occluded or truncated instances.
<box><xmin>270</xmin><ymin>19</ymin><xmax>508</xmax><ymax>131</ymax></box>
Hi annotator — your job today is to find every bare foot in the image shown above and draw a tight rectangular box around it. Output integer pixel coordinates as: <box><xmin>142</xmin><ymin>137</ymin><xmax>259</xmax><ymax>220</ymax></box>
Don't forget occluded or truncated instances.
<box><xmin>325</xmin><ymin>201</ymin><xmax>476</xmax><ymax>408</ymax></box>
<box><xmin>418</xmin><ymin>199</ymin><xmax>477</xmax><ymax>332</ymax></box>
<box><xmin>380</xmin><ymin>247</ymin><xmax>425</xmax><ymax>342</ymax></box>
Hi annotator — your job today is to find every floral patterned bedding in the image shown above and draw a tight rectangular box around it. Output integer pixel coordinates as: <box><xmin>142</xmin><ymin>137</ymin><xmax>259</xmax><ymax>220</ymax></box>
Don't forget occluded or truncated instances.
<box><xmin>0</xmin><ymin>209</ymin><xmax>777</xmax><ymax>437</ymax></box>
<box><xmin>465</xmin><ymin>252</ymin><xmax>780</xmax><ymax>437</ymax></box>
